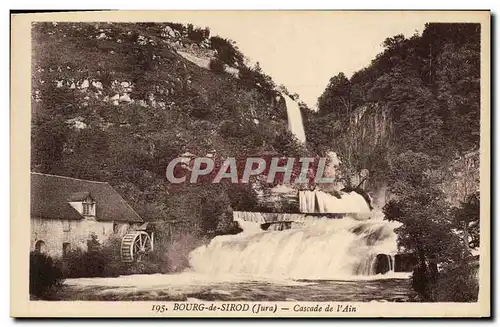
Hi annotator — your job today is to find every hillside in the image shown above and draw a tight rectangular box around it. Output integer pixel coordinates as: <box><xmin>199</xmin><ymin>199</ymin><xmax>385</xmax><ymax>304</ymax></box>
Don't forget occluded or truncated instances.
<box><xmin>304</xmin><ymin>23</ymin><xmax>482</xmax><ymax>302</ymax></box>
<box><xmin>305</xmin><ymin>23</ymin><xmax>480</xmax><ymax>206</ymax></box>
<box><xmin>31</xmin><ymin>22</ymin><xmax>304</xmax><ymax>234</ymax></box>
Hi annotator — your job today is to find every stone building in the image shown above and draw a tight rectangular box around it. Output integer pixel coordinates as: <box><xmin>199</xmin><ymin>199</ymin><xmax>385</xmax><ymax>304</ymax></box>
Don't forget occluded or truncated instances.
<box><xmin>30</xmin><ymin>172</ymin><xmax>143</xmax><ymax>258</ymax></box>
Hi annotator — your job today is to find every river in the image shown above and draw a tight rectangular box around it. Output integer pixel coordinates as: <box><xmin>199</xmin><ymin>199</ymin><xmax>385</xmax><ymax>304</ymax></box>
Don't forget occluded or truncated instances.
<box><xmin>58</xmin><ymin>272</ymin><xmax>413</xmax><ymax>301</ymax></box>
<box><xmin>55</xmin><ymin>211</ymin><xmax>414</xmax><ymax>302</ymax></box>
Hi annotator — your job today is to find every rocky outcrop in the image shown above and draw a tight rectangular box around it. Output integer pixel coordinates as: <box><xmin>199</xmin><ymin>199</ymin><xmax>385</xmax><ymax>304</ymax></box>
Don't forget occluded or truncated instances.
<box><xmin>344</xmin><ymin>102</ymin><xmax>479</xmax><ymax>208</ymax></box>
<box><xmin>349</xmin><ymin>103</ymin><xmax>393</xmax><ymax>149</ymax></box>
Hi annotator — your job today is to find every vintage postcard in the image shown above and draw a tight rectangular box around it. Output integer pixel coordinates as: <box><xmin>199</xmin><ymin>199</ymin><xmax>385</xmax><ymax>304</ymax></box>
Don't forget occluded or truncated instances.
<box><xmin>11</xmin><ymin>10</ymin><xmax>490</xmax><ymax>318</ymax></box>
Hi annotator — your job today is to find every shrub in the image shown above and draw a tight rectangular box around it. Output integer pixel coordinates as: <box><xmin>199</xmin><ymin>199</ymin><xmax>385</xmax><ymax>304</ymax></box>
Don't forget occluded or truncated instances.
<box><xmin>209</xmin><ymin>36</ymin><xmax>243</xmax><ymax>66</ymax></box>
<box><xmin>188</xmin><ymin>103</ymin><xmax>212</xmax><ymax>119</ymax></box>
<box><xmin>30</xmin><ymin>251</ymin><xmax>64</xmax><ymax>298</ymax></box>
<box><xmin>61</xmin><ymin>226</ymin><xmax>213</xmax><ymax>278</ymax></box>
<box><xmin>209</xmin><ymin>58</ymin><xmax>225</xmax><ymax>74</ymax></box>
<box><xmin>187</xmin><ymin>24</ymin><xmax>210</xmax><ymax>43</ymax></box>
<box><xmin>185</xmin><ymin>90</ymin><xmax>211</xmax><ymax>119</ymax></box>
<box><xmin>63</xmin><ymin>234</ymin><xmax>122</xmax><ymax>278</ymax></box>
<box><xmin>62</xmin><ymin>232</ymin><xmax>192</xmax><ymax>277</ymax></box>
<box><xmin>238</xmin><ymin>63</ymin><xmax>276</xmax><ymax>96</ymax></box>
<box><xmin>226</xmin><ymin>184</ymin><xmax>259</xmax><ymax>211</ymax></box>
<box><xmin>63</xmin><ymin>247</ymin><xmax>108</xmax><ymax>278</ymax></box>
<box><xmin>434</xmin><ymin>260</ymin><xmax>479</xmax><ymax>302</ymax></box>
<box><xmin>164</xmin><ymin>22</ymin><xmax>185</xmax><ymax>33</ymax></box>
<box><xmin>410</xmin><ymin>264</ymin><xmax>437</xmax><ymax>301</ymax></box>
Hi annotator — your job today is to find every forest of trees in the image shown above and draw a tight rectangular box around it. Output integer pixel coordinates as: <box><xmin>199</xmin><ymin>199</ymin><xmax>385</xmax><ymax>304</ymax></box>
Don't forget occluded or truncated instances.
<box><xmin>310</xmin><ymin>23</ymin><xmax>480</xmax><ymax>162</ymax></box>
<box><xmin>31</xmin><ymin>22</ymin><xmax>303</xmax><ymax>238</ymax></box>
<box><xmin>308</xmin><ymin>23</ymin><xmax>481</xmax><ymax>301</ymax></box>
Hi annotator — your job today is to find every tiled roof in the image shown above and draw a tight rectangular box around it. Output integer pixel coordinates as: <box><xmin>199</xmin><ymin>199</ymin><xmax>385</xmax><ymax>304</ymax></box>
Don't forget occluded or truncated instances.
<box><xmin>31</xmin><ymin>173</ymin><xmax>143</xmax><ymax>223</ymax></box>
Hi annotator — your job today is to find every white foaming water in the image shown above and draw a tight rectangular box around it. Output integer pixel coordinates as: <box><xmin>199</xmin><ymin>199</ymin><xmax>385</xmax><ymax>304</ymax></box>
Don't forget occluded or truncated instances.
<box><xmin>299</xmin><ymin>190</ymin><xmax>371</xmax><ymax>213</ymax></box>
<box><xmin>282</xmin><ymin>94</ymin><xmax>306</xmax><ymax>144</ymax></box>
<box><xmin>189</xmin><ymin>216</ymin><xmax>400</xmax><ymax>280</ymax></box>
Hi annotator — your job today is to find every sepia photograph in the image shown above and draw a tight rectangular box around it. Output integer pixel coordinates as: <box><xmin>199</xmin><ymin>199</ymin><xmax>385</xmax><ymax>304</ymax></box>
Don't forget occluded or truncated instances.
<box><xmin>10</xmin><ymin>10</ymin><xmax>490</xmax><ymax>317</ymax></box>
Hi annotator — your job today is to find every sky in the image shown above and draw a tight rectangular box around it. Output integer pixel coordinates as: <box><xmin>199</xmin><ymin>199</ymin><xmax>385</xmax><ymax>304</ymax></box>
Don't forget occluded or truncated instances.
<box><xmin>160</xmin><ymin>11</ymin><xmax>433</xmax><ymax>108</ymax></box>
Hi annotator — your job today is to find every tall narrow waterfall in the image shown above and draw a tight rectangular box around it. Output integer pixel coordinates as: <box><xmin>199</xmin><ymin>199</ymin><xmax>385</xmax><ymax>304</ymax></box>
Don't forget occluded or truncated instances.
<box><xmin>282</xmin><ymin>94</ymin><xmax>306</xmax><ymax>144</ymax></box>
<box><xmin>189</xmin><ymin>216</ymin><xmax>400</xmax><ymax>279</ymax></box>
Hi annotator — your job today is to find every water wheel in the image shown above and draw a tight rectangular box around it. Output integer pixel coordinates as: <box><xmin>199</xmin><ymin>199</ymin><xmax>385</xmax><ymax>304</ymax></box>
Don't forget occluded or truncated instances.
<box><xmin>121</xmin><ymin>231</ymin><xmax>153</xmax><ymax>263</ymax></box>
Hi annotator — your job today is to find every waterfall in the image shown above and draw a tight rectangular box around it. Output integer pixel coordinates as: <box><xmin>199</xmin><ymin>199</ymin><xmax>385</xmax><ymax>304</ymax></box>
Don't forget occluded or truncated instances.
<box><xmin>233</xmin><ymin>211</ymin><xmax>314</xmax><ymax>224</ymax></box>
<box><xmin>299</xmin><ymin>190</ymin><xmax>371</xmax><ymax>214</ymax></box>
<box><xmin>299</xmin><ymin>190</ymin><xmax>317</xmax><ymax>213</ymax></box>
<box><xmin>189</xmin><ymin>216</ymin><xmax>399</xmax><ymax>279</ymax></box>
<box><xmin>282</xmin><ymin>94</ymin><xmax>306</xmax><ymax>144</ymax></box>
<box><xmin>232</xmin><ymin>211</ymin><xmax>267</xmax><ymax>224</ymax></box>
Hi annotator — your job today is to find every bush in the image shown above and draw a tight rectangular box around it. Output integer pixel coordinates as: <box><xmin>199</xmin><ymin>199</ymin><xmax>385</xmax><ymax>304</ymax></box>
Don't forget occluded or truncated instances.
<box><xmin>188</xmin><ymin>103</ymin><xmax>212</xmax><ymax>119</ymax></box>
<box><xmin>63</xmin><ymin>247</ymin><xmax>108</xmax><ymax>278</ymax></box>
<box><xmin>187</xmin><ymin>24</ymin><xmax>210</xmax><ymax>43</ymax></box>
<box><xmin>61</xmin><ymin>231</ymin><xmax>204</xmax><ymax>277</ymax></box>
<box><xmin>410</xmin><ymin>264</ymin><xmax>437</xmax><ymax>301</ymax></box>
<box><xmin>218</xmin><ymin>120</ymin><xmax>242</xmax><ymax>138</ymax></box>
<box><xmin>434</xmin><ymin>261</ymin><xmax>479</xmax><ymax>302</ymax></box>
<box><xmin>209</xmin><ymin>36</ymin><xmax>243</xmax><ymax>66</ymax></box>
<box><xmin>409</xmin><ymin>258</ymin><xmax>479</xmax><ymax>302</ymax></box>
<box><xmin>209</xmin><ymin>58</ymin><xmax>225</xmax><ymax>74</ymax></box>
<box><xmin>62</xmin><ymin>234</ymin><xmax>125</xmax><ymax>277</ymax></box>
<box><xmin>30</xmin><ymin>252</ymin><xmax>64</xmax><ymax>298</ymax></box>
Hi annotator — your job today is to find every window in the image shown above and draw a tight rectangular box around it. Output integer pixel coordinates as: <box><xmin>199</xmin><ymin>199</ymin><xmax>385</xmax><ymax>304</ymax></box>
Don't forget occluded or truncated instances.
<box><xmin>62</xmin><ymin>243</ymin><xmax>71</xmax><ymax>258</ymax></box>
<box><xmin>113</xmin><ymin>222</ymin><xmax>119</xmax><ymax>234</ymax></box>
<box><xmin>82</xmin><ymin>198</ymin><xmax>95</xmax><ymax>216</ymax></box>
<box><xmin>62</xmin><ymin>220</ymin><xmax>70</xmax><ymax>232</ymax></box>
<box><xmin>83</xmin><ymin>202</ymin><xmax>92</xmax><ymax>215</ymax></box>
<box><xmin>83</xmin><ymin>203</ymin><xmax>90</xmax><ymax>215</ymax></box>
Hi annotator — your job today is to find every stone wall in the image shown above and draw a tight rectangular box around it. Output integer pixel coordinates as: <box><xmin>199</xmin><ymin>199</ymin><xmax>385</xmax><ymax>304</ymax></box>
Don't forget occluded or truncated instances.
<box><xmin>31</xmin><ymin>217</ymin><xmax>132</xmax><ymax>258</ymax></box>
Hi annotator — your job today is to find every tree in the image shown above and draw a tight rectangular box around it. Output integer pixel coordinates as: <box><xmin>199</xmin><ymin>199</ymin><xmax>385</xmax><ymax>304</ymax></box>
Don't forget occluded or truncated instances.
<box><xmin>210</xmin><ymin>36</ymin><xmax>244</xmax><ymax>67</ymax></box>
<box><xmin>31</xmin><ymin>112</ymin><xmax>69</xmax><ymax>174</ymax></box>
<box><xmin>187</xmin><ymin>25</ymin><xmax>210</xmax><ymax>43</ymax></box>
<box><xmin>383</xmin><ymin>151</ymin><xmax>475</xmax><ymax>301</ymax></box>
<box><xmin>317</xmin><ymin>72</ymin><xmax>351</xmax><ymax>119</ymax></box>
<box><xmin>303</xmin><ymin>111</ymin><xmax>345</xmax><ymax>155</ymax></box>
<box><xmin>200</xmin><ymin>187</ymin><xmax>231</xmax><ymax>233</ymax></box>
<box><xmin>307</xmin><ymin>23</ymin><xmax>481</xmax><ymax>302</ymax></box>
<box><xmin>435</xmin><ymin>41</ymin><xmax>480</xmax><ymax>154</ymax></box>
<box><xmin>209</xmin><ymin>58</ymin><xmax>225</xmax><ymax>74</ymax></box>
<box><xmin>387</xmin><ymin>74</ymin><xmax>445</xmax><ymax>158</ymax></box>
<box><xmin>30</xmin><ymin>252</ymin><xmax>64</xmax><ymax>298</ymax></box>
<box><xmin>452</xmin><ymin>192</ymin><xmax>480</xmax><ymax>251</ymax></box>
<box><xmin>31</xmin><ymin>21</ymin><xmax>292</xmax><ymax>223</ymax></box>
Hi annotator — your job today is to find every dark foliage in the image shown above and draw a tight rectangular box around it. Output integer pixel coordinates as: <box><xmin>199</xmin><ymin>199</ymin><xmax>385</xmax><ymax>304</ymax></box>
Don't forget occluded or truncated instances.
<box><xmin>308</xmin><ymin>25</ymin><xmax>481</xmax><ymax>302</ymax></box>
<box><xmin>383</xmin><ymin>150</ymin><xmax>478</xmax><ymax>302</ymax></box>
<box><xmin>61</xmin><ymin>230</ymin><xmax>204</xmax><ymax>278</ymax></box>
<box><xmin>30</xmin><ymin>252</ymin><xmax>64</xmax><ymax>297</ymax></box>
<box><xmin>209</xmin><ymin>58</ymin><xmax>225</xmax><ymax>74</ymax></box>
<box><xmin>31</xmin><ymin>22</ymin><xmax>300</xmax><ymax>236</ymax></box>
<box><xmin>187</xmin><ymin>24</ymin><xmax>210</xmax><ymax>43</ymax></box>
<box><xmin>452</xmin><ymin>192</ymin><xmax>480</xmax><ymax>249</ymax></box>
<box><xmin>307</xmin><ymin>23</ymin><xmax>480</xmax><ymax>180</ymax></box>
<box><xmin>209</xmin><ymin>36</ymin><xmax>244</xmax><ymax>67</ymax></box>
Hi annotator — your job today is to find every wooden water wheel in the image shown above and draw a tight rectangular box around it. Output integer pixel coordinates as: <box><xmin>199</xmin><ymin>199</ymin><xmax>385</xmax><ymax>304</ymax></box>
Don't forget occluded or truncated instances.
<box><xmin>121</xmin><ymin>230</ymin><xmax>153</xmax><ymax>263</ymax></box>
